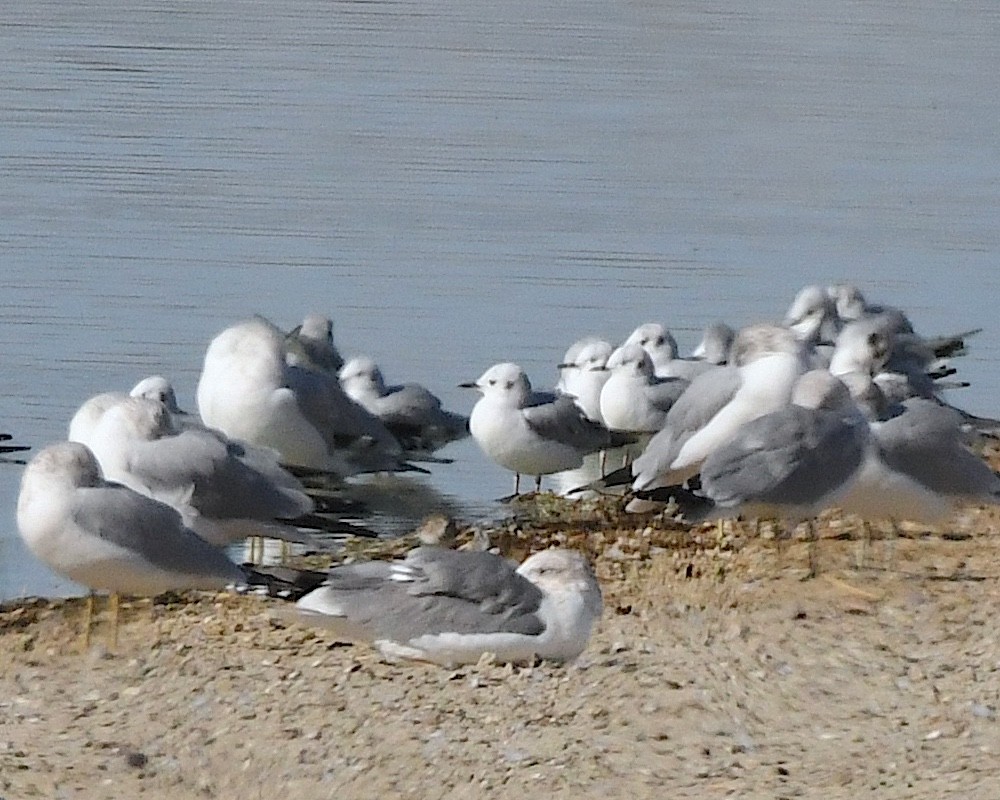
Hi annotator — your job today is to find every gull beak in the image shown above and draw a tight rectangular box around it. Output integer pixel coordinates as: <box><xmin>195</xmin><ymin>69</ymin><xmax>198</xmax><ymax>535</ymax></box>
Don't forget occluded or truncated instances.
<box><xmin>556</xmin><ymin>362</ymin><xmax>577</xmax><ymax>369</ymax></box>
<box><xmin>458</xmin><ymin>381</ymin><xmax>480</xmax><ymax>390</ymax></box>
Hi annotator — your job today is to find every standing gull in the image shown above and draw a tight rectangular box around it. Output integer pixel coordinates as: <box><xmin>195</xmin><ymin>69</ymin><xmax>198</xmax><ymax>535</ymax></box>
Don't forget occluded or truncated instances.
<box><xmin>598</xmin><ymin>343</ymin><xmax>688</xmax><ymax>439</ymax></box>
<box><xmin>668</xmin><ymin>371</ymin><xmax>869</xmax><ymax>576</ymax></box>
<box><xmin>292</xmin><ymin>547</ymin><xmax>602</xmax><ymax>665</ymax></box>
<box><xmin>556</xmin><ymin>338</ymin><xmax>614</xmax><ymax>423</ymax></box>
<box><xmin>461</xmin><ymin>362</ymin><xmax>625</xmax><ymax>496</ymax></box>
<box><xmin>16</xmin><ymin>442</ymin><xmax>245</xmax><ymax>644</ymax></box>
<box><xmin>624</xmin><ymin>322</ymin><xmax>715</xmax><ymax>381</ymax></box>
<box><xmin>624</xmin><ymin>324</ymin><xmax>810</xmax><ymax>498</ymax></box>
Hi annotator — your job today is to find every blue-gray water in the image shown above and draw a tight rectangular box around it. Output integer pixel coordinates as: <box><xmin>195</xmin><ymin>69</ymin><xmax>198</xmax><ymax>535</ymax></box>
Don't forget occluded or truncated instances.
<box><xmin>2</xmin><ymin>0</ymin><xmax>999</xmax><ymax>600</ymax></box>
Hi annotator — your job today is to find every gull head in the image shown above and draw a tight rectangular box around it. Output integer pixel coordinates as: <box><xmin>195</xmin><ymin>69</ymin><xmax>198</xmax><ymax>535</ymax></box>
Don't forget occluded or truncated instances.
<box><xmin>130</xmin><ymin>375</ymin><xmax>183</xmax><ymax>414</ymax></box>
<box><xmin>103</xmin><ymin>396</ymin><xmax>176</xmax><ymax>441</ymax></box>
<box><xmin>517</xmin><ymin>548</ymin><xmax>603</xmax><ymax>620</ymax></box>
<box><xmin>558</xmin><ymin>339</ymin><xmax>613</xmax><ymax>372</ymax></box>
<box><xmin>827</xmin><ymin>283</ymin><xmax>868</xmax><ymax>322</ymax></box>
<box><xmin>23</xmin><ymin>441</ymin><xmax>104</xmax><ymax>491</ymax></box>
<box><xmin>730</xmin><ymin>324</ymin><xmax>804</xmax><ymax>367</ymax></box>
<box><xmin>338</xmin><ymin>356</ymin><xmax>387</xmax><ymax>397</ymax></box>
<box><xmin>460</xmin><ymin>363</ymin><xmax>531</xmax><ymax>405</ymax></box>
<box><xmin>783</xmin><ymin>284</ymin><xmax>837</xmax><ymax>342</ymax></box>
<box><xmin>605</xmin><ymin>343</ymin><xmax>655</xmax><ymax>378</ymax></box>
<box><xmin>624</xmin><ymin>322</ymin><xmax>679</xmax><ymax>361</ymax></box>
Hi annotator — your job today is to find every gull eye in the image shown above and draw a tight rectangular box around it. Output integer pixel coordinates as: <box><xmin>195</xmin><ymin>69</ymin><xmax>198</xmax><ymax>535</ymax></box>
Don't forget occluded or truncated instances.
<box><xmin>488</xmin><ymin>379</ymin><xmax>497</xmax><ymax>386</ymax></box>
<box><xmin>505</xmin><ymin>381</ymin><xmax>515</xmax><ymax>389</ymax></box>
<box><xmin>655</xmin><ymin>336</ymin><xmax>664</xmax><ymax>346</ymax></box>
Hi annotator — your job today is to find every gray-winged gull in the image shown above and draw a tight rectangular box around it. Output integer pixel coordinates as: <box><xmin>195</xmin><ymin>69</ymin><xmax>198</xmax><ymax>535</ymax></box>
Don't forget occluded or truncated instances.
<box><xmin>461</xmin><ymin>362</ymin><xmax>629</xmax><ymax>495</ymax></box>
<box><xmin>16</xmin><ymin>441</ymin><xmax>245</xmax><ymax>645</ymax></box>
<box><xmin>196</xmin><ymin>316</ymin><xmax>412</xmax><ymax>476</ymax></box>
<box><xmin>556</xmin><ymin>338</ymin><xmax>614</xmax><ymax>423</ymax></box>
<box><xmin>338</xmin><ymin>355</ymin><xmax>468</xmax><ymax>458</ymax></box>
<box><xmin>598</xmin><ymin>343</ymin><xmax>688</xmax><ymax>437</ymax></box>
<box><xmin>292</xmin><ymin>546</ymin><xmax>602</xmax><ymax>665</ymax></box>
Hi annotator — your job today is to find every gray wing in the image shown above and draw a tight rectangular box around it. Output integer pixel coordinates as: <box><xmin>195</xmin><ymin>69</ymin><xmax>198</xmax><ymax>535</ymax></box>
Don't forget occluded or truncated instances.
<box><xmin>72</xmin><ymin>484</ymin><xmax>244</xmax><ymax>584</ymax></box>
<box><xmin>284</xmin><ymin>364</ymin><xmax>407</xmax><ymax>471</ymax></box>
<box><xmin>373</xmin><ymin>384</ymin><xmax>469</xmax><ymax>448</ymax></box>
<box><xmin>304</xmin><ymin>547</ymin><xmax>545</xmax><ymax>639</ymax></box>
<box><xmin>701</xmin><ymin>407</ymin><xmax>868</xmax><ymax>511</ymax></box>
<box><xmin>127</xmin><ymin>430</ymin><xmax>313</xmax><ymax>521</ymax></box>
<box><xmin>522</xmin><ymin>394</ymin><xmax>610</xmax><ymax>453</ymax></box>
<box><xmin>646</xmin><ymin>377</ymin><xmax>690</xmax><ymax>415</ymax></box>
<box><xmin>632</xmin><ymin>366</ymin><xmax>742</xmax><ymax>480</ymax></box>
<box><xmin>874</xmin><ymin>399</ymin><xmax>1000</xmax><ymax>498</ymax></box>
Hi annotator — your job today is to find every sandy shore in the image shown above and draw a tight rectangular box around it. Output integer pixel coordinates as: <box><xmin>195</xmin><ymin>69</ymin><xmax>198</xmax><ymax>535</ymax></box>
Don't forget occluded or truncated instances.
<box><xmin>4</xmin><ymin>503</ymin><xmax>1000</xmax><ymax>799</ymax></box>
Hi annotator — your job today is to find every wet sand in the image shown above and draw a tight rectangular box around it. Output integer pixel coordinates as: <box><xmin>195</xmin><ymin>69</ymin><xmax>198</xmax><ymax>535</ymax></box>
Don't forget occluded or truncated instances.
<box><xmin>3</xmin><ymin>503</ymin><xmax>1000</xmax><ymax>799</ymax></box>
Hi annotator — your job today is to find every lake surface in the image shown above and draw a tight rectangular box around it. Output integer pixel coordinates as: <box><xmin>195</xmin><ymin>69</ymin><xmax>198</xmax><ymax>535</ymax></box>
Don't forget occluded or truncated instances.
<box><xmin>2</xmin><ymin>0</ymin><xmax>999</xmax><ymax>600</ymax></box>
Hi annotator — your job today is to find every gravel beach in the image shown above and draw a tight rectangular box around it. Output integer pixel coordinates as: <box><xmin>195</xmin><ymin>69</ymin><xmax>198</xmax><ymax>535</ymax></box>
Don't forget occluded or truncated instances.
<box><xmin>4</xmin><ymin>502</ymin><xmax>1000</xmax><ymax>799</ymax></box>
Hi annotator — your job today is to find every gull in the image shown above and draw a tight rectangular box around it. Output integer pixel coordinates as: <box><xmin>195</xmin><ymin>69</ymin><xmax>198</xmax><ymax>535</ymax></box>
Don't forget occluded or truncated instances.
<box><xmin>16</xmin><ymin>442</ymin><xmax>245</xmax><ymax>645</ymax></box>
<box><xmin>836</xmin><ymin>395</ymin><xmax>1000</xmax><ymax>526</ymax></box>
<box><xmin>461</xmin><ymin>362</ymin><xmax>627</xmax><ymax>496</ymax></box>
<box><xmin>291</xmin><ymin>547</ymin><xmax>602</xmax><ymax>666</ymax></box>
<box><xmin>196</xmin><ymin>316</ymin><xmax>411</xmax><ymax>476</ymax></box>
<box><xmin>690</xmin><ymin>322</ymin><xmax>735</xmax><ymax>365</ymax></box>
<box><xmin>625</xmin><ymin>324</ymin><xmax>810</xmax><ymax>497</ymax></box>
<box><xmin>86</xmin><ymin>396</ymin><xmax>320</xmax><ymax>549</ymax></box>
<box><xmin>598</xmin><ymin>343</ymin><xmax>688</xmax><ymax>437</ymax></box>
<box><xmin>284</xmin><ymin>313</ymin><xmax>345</xmax><ymax>374</ymax></box>
<box><xmin>624</xmin><ymin>322</ymin><xmax>715</xmax><ymax>381</ymax></box>
<box><xmin>556</xmin><ymin>335</ymin><xmax>607</xmax><ymax>395</ymax></box>
<box><xmin>668</xmin><ymin>371</ymin><xmax>869</xmax><ymax>576</ymax></box>
<box><xmin>69</xmin><ymin>375</ymin><xmax>196</xmax><ymax>448</ymax></box>
<box><xmin>828</xmin><ymin>283</ymin><xmax>980</xmax><ymax>361</ymax></box>
<box><xmin>783</xmin><ymin>284</ymin><xmax>841</xmax><ymax>348</ymax></box>
<box><xmin>556</xmin><ymin>338</ymin><xmax>614</xmax><ymax>423</ymax></box>
<box><xmin>338</xmin><ymin>356</ymin><xmax>468</xmax><ymax>458</ymax></box>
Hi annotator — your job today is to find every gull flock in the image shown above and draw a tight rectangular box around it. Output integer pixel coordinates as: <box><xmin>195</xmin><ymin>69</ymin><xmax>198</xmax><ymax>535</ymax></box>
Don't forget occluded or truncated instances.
<box><xmin>6</xmin><ymin>282</ymin><xmax>1000</xmax><ymax>664</ymax></box>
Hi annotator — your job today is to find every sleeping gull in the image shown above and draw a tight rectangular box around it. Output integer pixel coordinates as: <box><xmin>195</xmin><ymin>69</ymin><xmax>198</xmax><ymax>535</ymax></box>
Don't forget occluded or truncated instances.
<box><xmin>86</xmin><ymin>396</ymin><xmax>322</xmax><ymax>549</ymax></box>
<box><xmin>16</xmin><ymin>441</ymin><xmax>245</xmax><ymax>645</ymax></box>
<box><xmin>622</xmin><ymin>324</ymin><xmax>810</xmax><ymax>499</ymax></box>
<box><xmin>196</xmin><ymin>316</ymin><xmax>411</xmax><ymax>476</ymax></box>
<box><xmin>291</xmin><ymin>546</ymin><xmax>602</xmax><ymax>665</ymax></box>
<box><xmin>668</xmin><ymin>371</ymin><xmax>869</xmax><ymax>575</ymax></box>
<box><xmin>690</xmin><ymin>322</ymin><xmax>735</xmax><ymax>365</ymax></box>
<box><xmin>338</xmin><ymin>355</ymin><xmax>468</xmax><ymax>458</ymax></box>
<box><xmin>461</xmin><ymin>362</ymin><xmax>627</xmax><ymax>496</ymax></box>
<box><xmin>284</xmin><ymin>313</ymin><xmax>345</xmax><ymax>374</ymax></box>
<box><xmin>837</xmin><ymin>395</ymin><xmax>1000</xmax><ymax>526</ymax></box>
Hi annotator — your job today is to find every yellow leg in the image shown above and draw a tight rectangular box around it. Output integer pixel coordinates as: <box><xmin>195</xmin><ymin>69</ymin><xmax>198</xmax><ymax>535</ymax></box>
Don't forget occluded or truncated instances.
<box><xmin>110</xmin><ymin>592</ymin><xmax>120</xmax><ymax>650</ymax></box>
<box><xmin>81</xmin><ymin>592</ymin><xmax>95</xmax><ymax>652</ymax></box>
<box><xmin>805</xmin><ymin>520</ymin><xmax>818</xmax><ymax>579</ymax></box>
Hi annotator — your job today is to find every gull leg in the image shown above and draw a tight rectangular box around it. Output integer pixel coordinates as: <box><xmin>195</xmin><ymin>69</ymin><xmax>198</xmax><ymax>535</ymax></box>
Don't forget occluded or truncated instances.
<box><xmin>805</xmin><ymin>519</ymin><xmax>818</xmax><ymax>580</ymax></box>
<box><xmin>854</xmin><ymin>520</ymin><xmax>872</xmax><ymax>571</ymax></box>
<box><xmin>534</xmin><ymin>474</ymin><xmax>543</xmax><ymax>494</ymax></box>
<box><xmin>886</xmin><ymin>519</ymin><xmax>899</xmax><ymax>572</ymax></box>
<box><xmin>81</xmin><ymin>592</ymin><xmax>95</xmax><ymax>652</ymax></box>
<box><xmin>110</xmin><ymin>592</ymin><xmax>120</xmax><ymax>650</ymax></box>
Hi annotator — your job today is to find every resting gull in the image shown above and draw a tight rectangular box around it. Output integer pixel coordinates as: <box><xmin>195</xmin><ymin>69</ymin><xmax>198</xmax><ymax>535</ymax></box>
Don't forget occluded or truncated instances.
<box><xmin>292</xmin><ymin>546</ymin><xmax>602</xmax><ymax>665</ymax></box>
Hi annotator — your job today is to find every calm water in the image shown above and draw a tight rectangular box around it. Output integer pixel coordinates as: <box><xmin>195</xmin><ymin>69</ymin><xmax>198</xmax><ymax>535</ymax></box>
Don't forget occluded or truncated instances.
<box><xmin>2</xmin><ymin>0</ymin><xmax>999</xmax><ymax>600</ymax></box>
